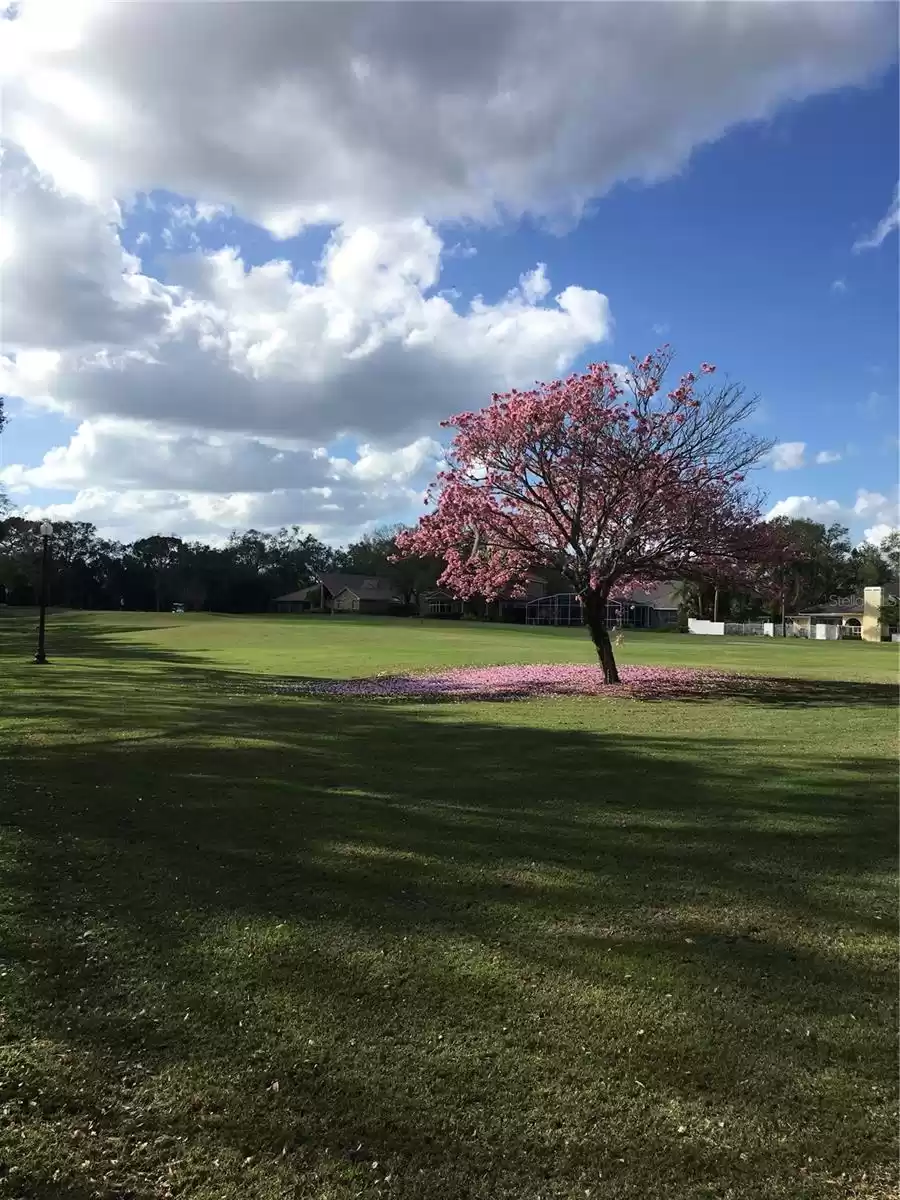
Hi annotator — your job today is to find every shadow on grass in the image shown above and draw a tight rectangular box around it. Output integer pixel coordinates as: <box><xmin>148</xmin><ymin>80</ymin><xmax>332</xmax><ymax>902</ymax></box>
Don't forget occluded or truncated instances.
<box><xmin>0</xmin><ymin>615</ymin><xmax>897</xmax><ymax>1197</ymax></box>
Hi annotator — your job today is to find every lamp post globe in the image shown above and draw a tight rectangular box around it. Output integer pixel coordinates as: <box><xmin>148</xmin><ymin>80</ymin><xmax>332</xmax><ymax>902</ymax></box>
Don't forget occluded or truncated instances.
<box><xmin>34</xmin><ymin>520</ymin><xmax>53</xmax><ymax>665</ymax></box>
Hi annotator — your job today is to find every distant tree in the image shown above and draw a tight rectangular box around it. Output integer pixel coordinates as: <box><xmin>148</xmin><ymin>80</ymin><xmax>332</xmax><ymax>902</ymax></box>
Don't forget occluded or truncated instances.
<box><xmin>129</xmin><ymin>535</ymin><xmax>184</xmax><ymax>611</ymax></box>
<box><xmin>0</xmin><ymin>515</ymin><xmax>335</xmax><ymax>613</ymax></box>
<box><xmin>881</xmin><ymin>529</ymin><xmax>900</xmax><ymax>578</ymax></box>
<box><xmin>0</xmin><ymin>397</ymin><xmax>9</xmax><ymax>518</ymax></box>
<box><xmin>49</xmin><ymin>522</ymin><xmax>109</xmax><ymax>608</ymax></box>
<box><xmin>873</xmin><ymin>531</ymin><xmax>899</xmax><ymax>630</ymax></box>
<box><xmin>756</xmin><ymin>518</ymin><xmax>854</xmax><ymax>625</ymax></box>
<box><xmin>264</xmin><ymin>527</ymin><xmax>336</xmax><ymax>596</ymax></box>
<box><xmin>0</xmin><ymin>516</ymin><xmax>42</xmax><ymax>603</ymax></box>
<box><xmin>397</xmin><ymin>349</ymin><xmax>774</xmax><ymax>682</ymax></box>
<box><xmin>849</xmin><ymin>540</ymin><xmax>893</xmax><ymax>591</ymax></box>
<box><xmin>345</xmin><ymin>524</ymin><xmax>441</xmax><ymax>609</ymax></box>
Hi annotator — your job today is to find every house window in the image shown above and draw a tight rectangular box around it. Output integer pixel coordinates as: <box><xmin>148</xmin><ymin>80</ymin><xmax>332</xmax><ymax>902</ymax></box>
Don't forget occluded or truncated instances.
<box><xmin>428</xmin><ymin>600</ymin><xmax>456</xmax><ymax>615</ymax></box>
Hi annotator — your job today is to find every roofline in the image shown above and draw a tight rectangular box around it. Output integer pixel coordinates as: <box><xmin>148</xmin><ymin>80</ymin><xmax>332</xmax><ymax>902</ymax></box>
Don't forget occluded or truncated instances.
<box><xmin>791</xmin><ymin>610</ymin><xmax>862</xmax><ymax>617</ymax></box>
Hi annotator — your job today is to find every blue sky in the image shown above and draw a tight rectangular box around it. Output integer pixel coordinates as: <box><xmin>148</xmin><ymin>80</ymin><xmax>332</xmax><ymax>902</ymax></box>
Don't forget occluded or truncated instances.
<box><xmin>1</xmin><ymin>1</ymin><xmax>897</xmax><ymax>545</ymax></box>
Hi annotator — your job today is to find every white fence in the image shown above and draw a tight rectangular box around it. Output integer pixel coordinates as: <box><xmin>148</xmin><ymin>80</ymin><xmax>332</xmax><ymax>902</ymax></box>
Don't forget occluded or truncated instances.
<box><xmin>689</xmin><ymin>618</ymin><xmax>809</xmax><ymax>638</ymax></box>
<box><xmin>814</xmin><ymin>623</ymin><xmax>840</xmax><ymax>641</ymax></box>
<box><xmin>763</xmin><ymin>622</ymin><xmax>809</xmax><ymax>638</ymax></box>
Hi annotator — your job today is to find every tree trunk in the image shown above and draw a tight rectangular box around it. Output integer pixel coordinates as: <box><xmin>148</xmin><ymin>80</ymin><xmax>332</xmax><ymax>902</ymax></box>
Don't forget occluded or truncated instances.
<box><xmin>583</xmin><ymin>589</ymin><xmax>620</xmax><ymax>684</ymax></box>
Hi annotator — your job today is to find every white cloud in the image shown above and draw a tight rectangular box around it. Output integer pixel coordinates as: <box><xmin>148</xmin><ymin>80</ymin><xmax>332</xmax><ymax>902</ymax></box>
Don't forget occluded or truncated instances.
<box><xmin>446</xmin><ymin>242</ymin><xmax>477</xmax><ymax>260</ymax></box>
<box><xmin>1</xmin><ymin>418</ymin><xmax>444</xmax><ymax>500</ymax></box>
<box><xmin>1</xmin><ymin>191</ymin><xmax>612</xmax><ymax>446</ymax></box>
<box><xmin>766</xmin><ymin>495</ymin><xmax>844</xmax><ymax>522</ymax></box>
<box><xmin>829</xmin><ymin>278</ymin><xmax>847</xmax><ymax>294</ymax></box>
<box><xmin>20</xmin><ymin>487</ymin><xmax>382</xmax><ymax>545</ymax></box>
<box><xmin>519</xmin><ymin>263</ymin><xmax>551</xmax><ymax>305</ymax></box>
<box><xmin>852</xmin><ymin>488</ymin><xmax>898</xmax><ymax>525</ymax></box>
<box><xmin>3</xmin><ymin>1</ymin><xmax>894</xmax><ymax>233</ymax></box>
<box><xmin>815</xmin><ymin>449</ymin><xmax>842</xmax><ymax>464</ymax></box>
<box><xmin>0</xmin><ymin>147</ymin><xmax>173</xmax><ymax>351</ymax></box>
<box><xmin>0</xmin><ymin>141</ymin><xmax>613</xmax><ymax>540</ymax></box>
<box><xmin>852</xmin><ymin>182</ymin><xmax>900</xmax><ymax>252</ymax></box>
<box><xmin>766</xmin><ymin>488</ymin><xmax>900</xmax><ymax>544</ymax></box>
<box><xmin>771</xmin><ymin>441</ymin><xmax>806</xmax><ymax>471</ymax></box>
<box><xmin>864</xmin><ymin>523</ymin><xmax>898</xmax><ymax>547</ymax></box>
<box><xmin>21</xmin><ymin>485</ymin><xmax>434</xmax><ymax>547</ymax></box>
<box><xmin>168</xmin><ymin>200</ymin><xmax>231</xmax><ymax>227</ymax></box>
<box><xmin>3</xmin><ymin>418</ymin><xmax>444</xmax><ymax>542</ymax></box>
<box><xmin>331</xmin><ymin>438</ymin><xmax>444</xmax><ymax>486</ymax></box>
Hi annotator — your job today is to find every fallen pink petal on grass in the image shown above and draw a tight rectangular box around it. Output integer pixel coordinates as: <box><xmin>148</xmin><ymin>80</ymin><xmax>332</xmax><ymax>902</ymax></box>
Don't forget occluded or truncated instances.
<box><xmin>275</xmin><ymin>664</ymin><xmax>767</xmax><ymax>702</ymax></box>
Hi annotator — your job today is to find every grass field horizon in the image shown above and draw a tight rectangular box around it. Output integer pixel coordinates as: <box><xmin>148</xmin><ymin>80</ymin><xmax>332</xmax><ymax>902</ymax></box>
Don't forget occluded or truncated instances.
<box><xmin>1</xmin><ymin>611</ymin><xmax>897</xmax><ymax>1198</ymax></box>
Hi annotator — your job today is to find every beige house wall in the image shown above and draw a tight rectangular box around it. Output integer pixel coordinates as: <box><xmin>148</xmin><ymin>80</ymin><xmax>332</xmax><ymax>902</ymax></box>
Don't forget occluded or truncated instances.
<box><xmin>862</xmin><ymin>586</ymin><xmax>884</xmax><ymax>643</ymax></box>
<box><xmin>332</xmin><ymin>590</ymin><xmax>359</xmax><ymax>612</ymax></box>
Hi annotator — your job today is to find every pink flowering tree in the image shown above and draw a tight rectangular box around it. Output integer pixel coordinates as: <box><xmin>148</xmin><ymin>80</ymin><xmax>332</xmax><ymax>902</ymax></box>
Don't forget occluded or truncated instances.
<box><xmin>396</xmin><ymin>348</ymin><xmax>774</xmax><ymax>683</ymax></box>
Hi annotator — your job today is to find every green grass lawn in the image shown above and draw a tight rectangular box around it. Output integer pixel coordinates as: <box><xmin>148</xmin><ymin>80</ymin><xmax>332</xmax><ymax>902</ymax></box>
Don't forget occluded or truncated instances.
<box><xmin>0</xmin><ymin>611</ymin><xmax>897</xmax><ymax>1199</ymax></box>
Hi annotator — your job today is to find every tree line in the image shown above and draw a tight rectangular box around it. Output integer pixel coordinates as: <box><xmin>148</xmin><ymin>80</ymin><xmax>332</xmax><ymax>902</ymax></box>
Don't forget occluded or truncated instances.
<box><xmin>676</xmin><ymin>517</ymin><xmax>899</xmax><ymax>626</ymax></box>
<box><xmin>0</xmin><ymin>519</ymin><xmax>445</xmax><ymax>614</ymax></box>
<box><xmin>1</xmin><ymin>511</ymin><xmax>895</xmax><ymax>622</ymax></box>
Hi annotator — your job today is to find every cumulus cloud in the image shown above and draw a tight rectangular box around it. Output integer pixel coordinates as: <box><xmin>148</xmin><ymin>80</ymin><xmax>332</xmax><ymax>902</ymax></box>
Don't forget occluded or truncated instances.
<box><xmin>852</xmin><ymin>182</ymin><xmax>900</xmax><ymax>252</ymax></box>
<box><xmin>3</xmin><ymin>418</ymin><xmax>444</xmax><ymax>542</ymax></box>
<box><xmin>771</xmin><ymin>441</ymin><xmax>806</xmax><ymax>471</ymax></box>
<box><xmin>863</xmin><ymin>523</ymin><xmax>898</xmax><ymax>547</ymax></box>
<box><xmin>2</xmin><ymin>0</ymin><xmax>895</xmax><ymax>543</ymax></box>
<box><xmin>815</xmin><ymin>449</ymin><xmax>842</xmax><ymax>464</ymax></box>
<box><xmin>3</xmin><ymin>1</ymin><xmax>894</xmax><ymax>232</ymax></box>
<box><xmin>852</xmin><ymin>489</ymin><xmax>900</xmax><ymax>546</ymax></box>
<box><xmin>1</xmin><ymin>205</ymin><xmax>612</xmax><ymax>445</ymax></box>
<box><xmin>766</xmin><ymin>488</ymin><xmax>900</xmax><ymax>545</ymax></box>
<box><xmin>0</xmin><ymin>146</ymin><xmax>173</xmax><ymax>351</ymax></box>
<box><xmin>0</xmin><ymin>142</ymin><xmax>611</xmax><ymax>539</ymax></box>
<box><xmin>18</xmin><ymin>487</ymin><xmax>392</xmax><ymax>545</ymax></box>
<box><xmin>766</xmin><ymin>495</ymin><xmax>843</xmax><ymax>522</ymax></box>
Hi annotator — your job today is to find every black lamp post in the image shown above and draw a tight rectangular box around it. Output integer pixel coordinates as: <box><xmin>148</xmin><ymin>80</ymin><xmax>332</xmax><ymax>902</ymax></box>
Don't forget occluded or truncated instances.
<box><xmin>34</xmin><ymin>519</ymin><xmax>53</xmax><ymax>665</ymax></box>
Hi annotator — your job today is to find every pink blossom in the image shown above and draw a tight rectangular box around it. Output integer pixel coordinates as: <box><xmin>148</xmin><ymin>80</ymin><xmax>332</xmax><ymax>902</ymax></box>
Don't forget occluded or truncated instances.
<box><xmin>277</xmin><ymin>664</ymin><xmax>760</xmax><ymax>703</ymax></box>
<box><xmin>394</xmin><ymin>347</ymin><xmax>773</xmax><ymax>681</ymax></box>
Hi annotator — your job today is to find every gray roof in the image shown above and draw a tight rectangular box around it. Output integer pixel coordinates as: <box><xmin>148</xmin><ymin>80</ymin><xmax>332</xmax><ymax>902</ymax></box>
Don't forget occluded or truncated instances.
<box><xmin>333</xmin><ymin>585</ymin><xmax>401</xmax><ymax>603</ymax></box>
<box><xmin>318</xmin><ymin>572</ymin><xmax>398</xmax><ymax>598</ymax></box>
<box><xmin>273</xmin><ymin>585</ymin><xmax>319</xmax><ymax>602</ymax></box>
<box><xmin>629</xmin><ymin>582</ymin><xmax>679</xmax><ymax>610</ymax></box>
<box><xmin>794</xmin><ymin>600</ymin><xmax>863</xmax><ymax>616</ymax></box>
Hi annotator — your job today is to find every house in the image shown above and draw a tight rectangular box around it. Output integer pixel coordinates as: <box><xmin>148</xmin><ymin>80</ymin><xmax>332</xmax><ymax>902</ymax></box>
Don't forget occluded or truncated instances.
<box><xmin>420</xmin><ymin>588</ymin><xmax>465</xmax><ymax>618</ymax></box>
<box><xmin>789</xmin><ymin>586</ymin><xmax>887</xmax><ymax>642</ymax></box>
<box><xmin>273</xmin><ymin>573</ymin><xmax>403</xmax><ymax>615</ymax></box>
<box><xmin>331</xmin><ymin>579</ymin><xmax>404</xmax><ymax>615</ymax></box>
<box><xmin>524</xmin><ymin>580</ymin><xmax>680</xmax><ymax>628</ymax></box>
<box><xmin>622</xmin><ymin>583</ymin><xmax>680</xmax><ymax>628</ymax></box>
<box><xmin>275</xmin><ymin>572</ymin><xmax>681</xmax><ymax>626</ymax></box>
<box><xmin>271</xmin><ymin>584</ymin><xmax>320</xmax><ymax>613</ymax></box>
